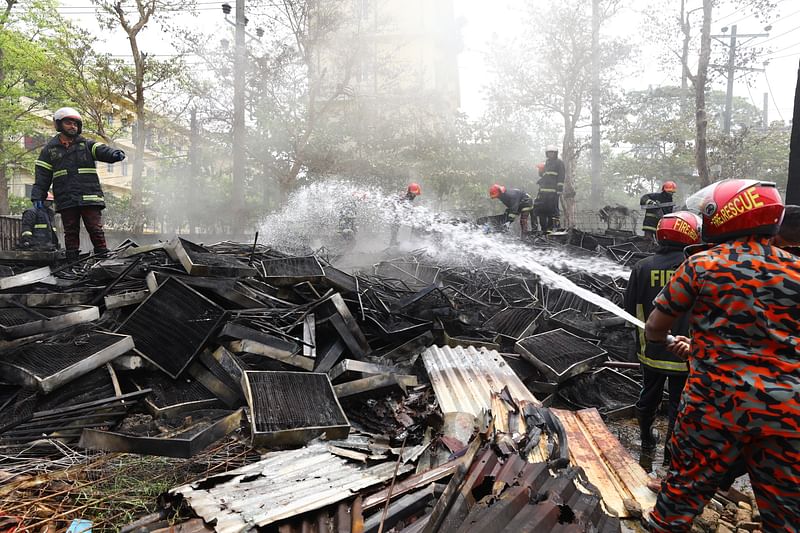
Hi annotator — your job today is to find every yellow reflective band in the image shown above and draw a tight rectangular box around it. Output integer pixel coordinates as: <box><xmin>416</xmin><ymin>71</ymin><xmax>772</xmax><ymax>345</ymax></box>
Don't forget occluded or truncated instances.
<box><xmin>21</xmin><ymin>231</ymin><xmax>32</xmax><ymax>237</ymax></box>
<box><xmin>92</xmin><ymin>142</ymin><xmax>105</xmax><ymax>159</ymax></box>
<box><xmin>35</xmin><ymin>160</ymin><xmax>53</xmax><ymax>170</ymax></box>
<box><xmin>544</xmin><ymin>171</ymin><xmax>558</xmax><ymax>176</ymax></box>
<box><xmin>642</xmin><ymin>225</ymin><xmax>658</xmax><ymax>231</ymax></box>
<box><xmin>78</xmin><ymin>168</ymin><xmax>97</xmax><ymax>174</ymax></box>
<box><xmin>539</xmin><ymin>188</ymin><xmax>557</xmax><ymax>193</ymax></box>
<box><xmin>53</xmin><ymin>169</ymin><xmax>68</xmax><ymax>178</ymax></box>
<box><xmin>638</xmin><ymin>353</ymin><xmax>688</xmax><ymax>372</ymax></box>
<box><xmin>82</xmin><ymin>195</ymin><xmax>103</xmax><ymax>201</ymax></box>
<box><xmin>34</xmin><ymin>224</ymin><xmax>49</xmax><ymax>229</ymax></box>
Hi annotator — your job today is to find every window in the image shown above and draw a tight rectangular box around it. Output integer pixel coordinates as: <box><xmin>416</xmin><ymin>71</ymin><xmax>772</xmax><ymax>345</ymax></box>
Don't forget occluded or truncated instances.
<box><xmin>121</xmin><ymin>161</ymin><xmax>128</xmax><ymax>176</ymax></box>
<box><xmin>106</xmin><ymin>114</ymin><xmax>114</xmax><ymax>127</ymax></box>
<box><xmin>107</xmin><ymin>163</ymin><xmax>114</xmax><ymax>173</ymax></box>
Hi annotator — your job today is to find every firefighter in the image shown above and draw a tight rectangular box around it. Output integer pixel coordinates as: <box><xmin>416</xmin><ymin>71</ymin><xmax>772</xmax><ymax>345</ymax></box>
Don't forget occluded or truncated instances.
<box><xmin>533</xmin><ymin>162</ymin><xmax>559</xmax><ymax>233</ymax></box>
<box><xmin>489</xmin><ymin>184</ymin><xmax>533</xmax><ymax>238</ymax></box>
<box><xmin>18</xmin><ymin>192</ymin><xmax>59</xmax><ymax>250</ymax></box>
<box><xmin>389</xmin><ymin>183</ymin><xmax>421</xmax><ymax>245</ymax></box>
<box><xmin>539</xmin><ymin>145</ymin><xmax>565</xmax><ymax>228</ymax></box>
<box><xmin>623</xmin><ymin>211</ymin><xmax>700</xmax><ymax>469</ymax></box>
<box><xmin>640</xmin><ymin>181</ymin><xmax>677</xmax><ymax>239</ymax></box>
<box><xmin>31</xmin><ymin>107</ymin><xmax>125</xmax><ymax>261</ymax></box>
<box><xmin>645</xmin><ymin>179</ymin><xmax>800</xmax><ymax>532</ymax></box>
<box><xmin>773</xmin><ymin>204</ymin><xmax>800</xmax><ymax>255</ymax></box>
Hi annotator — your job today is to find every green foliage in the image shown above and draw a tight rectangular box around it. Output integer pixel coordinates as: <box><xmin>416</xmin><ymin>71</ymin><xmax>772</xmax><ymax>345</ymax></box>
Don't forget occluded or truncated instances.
<box><xmin>7</xmin><ymin>194</ymin><xmax>29</xmax><ymax>215</ymax></box>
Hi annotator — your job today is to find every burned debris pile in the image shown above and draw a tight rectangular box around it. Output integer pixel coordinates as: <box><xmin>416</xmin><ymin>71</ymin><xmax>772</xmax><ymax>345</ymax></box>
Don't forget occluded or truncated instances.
<box><xmin>0</xmin><ymin>234</ymin><xmax>654</xmax><ymax>531</ymax></box>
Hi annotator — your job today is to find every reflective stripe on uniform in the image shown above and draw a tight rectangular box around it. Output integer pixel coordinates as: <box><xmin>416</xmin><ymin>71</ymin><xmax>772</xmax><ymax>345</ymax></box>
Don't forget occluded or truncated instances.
<box><xmin>543</xmin><ymin>171</ymin><xmax>559</xmax><ymax>176</ymax></box>
<box><xmin>77</xmin><ymin>168</ymin><xmax>97</xmax><ymax>174</ymax></box>
<box><xmin>53</xmin><ymin>169</ymin><xmax>68</xmax><ymax>178</ymax></box>
<box><xmin>638</xmin><ymin>353</ymin><xmax>689</xmax><ymax>372</ymax></box>
<box><xmin>34</xmin><ymin>224</ymin><xmax>49</xmax><ymax>229</ymax></box>
<box><xmin>642</xmin><ymin>225</ymin><xmax>658</xmax><ymax>232</ymax></box>
<box><xmin>21</xmin><ymin>231</ymin><xmax>32</xmax><ymax>237</ymax></box>
<box><xmin>35</xmin><ymin>160</ymin><xmax>53</xmax><ymax>170</ymax></box>
<box><xmin>82</xmin><ymin>195</ymin><xmax>103</xmax><ymax>201</ymax></box>
<box><xmin>539</xmin><ymin>188</ymin><xmax>557</xmax><ymax>193</ymax></box>
<box><xmin>91</xmin><ymin>143</ymin><xmax>105</xmax><ymax>159</ymax></box>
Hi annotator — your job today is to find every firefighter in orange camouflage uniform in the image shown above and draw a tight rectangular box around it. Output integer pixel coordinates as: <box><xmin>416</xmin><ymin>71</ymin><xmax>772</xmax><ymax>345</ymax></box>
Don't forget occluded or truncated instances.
<box><xmin>644</xmin><ymin>179</ymin><xmax>800</xmax><ymax>532</ymax></box>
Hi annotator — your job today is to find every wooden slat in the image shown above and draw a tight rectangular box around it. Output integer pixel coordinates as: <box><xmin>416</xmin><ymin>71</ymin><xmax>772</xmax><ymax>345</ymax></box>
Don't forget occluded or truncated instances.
<box><xmin>552</xmin><ymin>408</ymin><xmax>657</xmax><ymax>518</ymax></box>
<box><xmin>577</xmin><ymin>408</ymin><xmax>657</xmax><ymax>509</ymax></box>
<box><xmin>553</xmin><ymin>408</ymin><xmax>627</xmax><ymax>516</ymax></box>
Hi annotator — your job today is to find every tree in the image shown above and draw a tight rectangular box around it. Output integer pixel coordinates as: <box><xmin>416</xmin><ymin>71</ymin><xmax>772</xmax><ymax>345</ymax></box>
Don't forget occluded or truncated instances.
<box><xmin>91</xmin><ymin>0</ymin><xmax>195</xmax><ymax>232</ymax></box>
<box><xmin>647</xmin><ymin>0</ymin><xmax>778</xmax><ymax>186</ymax></box>
<box><xmin>484</xmin><ymin>0</ymin><xmax>630</xmax><ymax>227</ymax></box>
<box><xmin>0</xmin><ymin>0</ymin><xmax>69</xmax><ymax>214</ymax></box>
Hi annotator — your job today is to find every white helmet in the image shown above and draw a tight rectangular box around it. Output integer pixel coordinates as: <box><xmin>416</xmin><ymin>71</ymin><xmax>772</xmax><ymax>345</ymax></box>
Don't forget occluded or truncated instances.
<box><xmin>545</xmin><ymin>144</ymin><xmax>558</xmax><ymax>153</ymax></box>
<box><xmin>54</xmin><ymin>107</ymin><xmax>83</xmax><ymax>135</ymax></box>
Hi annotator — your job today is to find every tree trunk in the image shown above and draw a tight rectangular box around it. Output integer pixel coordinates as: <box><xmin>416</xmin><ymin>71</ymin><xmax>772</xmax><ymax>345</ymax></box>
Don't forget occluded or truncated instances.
<box><xmin>0</xmin><ymin>134</ymin><xmax>8</xmax><ymax>215</ymax></box>
<box><xmin>562</xmin><ymin>119</ymin><xmax>577</xmax><ymax>229</ymax></box>
<box><xmin>695</xmin><ymin>0</ymin><xmax>712</xmax><ymax>187</ymax></box>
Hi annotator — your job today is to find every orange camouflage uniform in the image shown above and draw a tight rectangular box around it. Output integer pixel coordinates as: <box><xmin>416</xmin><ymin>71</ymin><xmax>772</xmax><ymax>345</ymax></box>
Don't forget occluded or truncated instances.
<box><xmin>648</xmin><ymin>237</ymin><xmax>800</xmax><ymax>532</ymax></box>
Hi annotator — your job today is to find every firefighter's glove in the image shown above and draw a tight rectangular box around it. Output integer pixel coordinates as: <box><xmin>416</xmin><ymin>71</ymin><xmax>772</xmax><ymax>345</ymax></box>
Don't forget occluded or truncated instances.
<box><xmin>32</xmin><ymin>200</ymin><xmax>44</xmax><ymax>209</ymax></box>
<box><xmin>112</xmin><ymin>150</ymin><xmax>126</xmax><ymax>162</ymax></box>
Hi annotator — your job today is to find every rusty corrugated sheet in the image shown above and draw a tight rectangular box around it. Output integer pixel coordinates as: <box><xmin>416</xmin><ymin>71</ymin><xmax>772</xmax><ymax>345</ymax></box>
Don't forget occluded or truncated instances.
<box><xmin>170</xmin><ymin>442</ymin><xmax>412</xmax><ymax>533</ymax></box>
<box><xmin>552</xmin><ymin>407</ymin><xmax>656</xmax><ymax>518</ymax></box>
<box><xmin>421</xmin><ymin>345</ymin><xmax>541</xmax><ymax>417</ymax></box>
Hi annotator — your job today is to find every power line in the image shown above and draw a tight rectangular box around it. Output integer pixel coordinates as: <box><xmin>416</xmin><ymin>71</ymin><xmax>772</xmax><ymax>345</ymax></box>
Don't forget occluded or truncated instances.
<box><xmin>763</xmin><ymin>70</ymin><xmax>785</xmax><ymax>122</ymax></box>
<box><xmin>765</xmin><ymin>41</ymin><xmax>800</xmax><ymax>57</ymax></box>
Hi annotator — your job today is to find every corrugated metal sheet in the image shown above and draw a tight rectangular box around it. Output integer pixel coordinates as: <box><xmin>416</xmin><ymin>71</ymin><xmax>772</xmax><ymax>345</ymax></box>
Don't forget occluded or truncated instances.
<box><xmin>421</xmin><ymin>345</ymin><xmax>540</xmax><ymax>416</ymax></box>
<box><xmin>171</xmin><ymin>443</ymin><xmax>412</xmax><ymax>533</ymax></box>
<box><xmin>553</xmin><ymin>408</ymin><xmax>657</xmax><ymax>518</ymax></box>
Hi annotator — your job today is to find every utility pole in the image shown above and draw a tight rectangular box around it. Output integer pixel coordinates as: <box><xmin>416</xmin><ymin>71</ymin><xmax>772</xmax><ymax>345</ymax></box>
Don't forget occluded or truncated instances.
<box><xmin>590</xmin><ymin>0</ymin><xmax>602</xmax><ymax>205</ymax></box>
<box><xmin>763</xmin><ymin>92</ymin><xmax>769</xmax><ymax>129</ymax></box>
<box><xmin>232</xmin><ymin>0</ymin><xmax>246</xmax><ymax>234</ymax></box>
<box><xmin>711</xmin><ymin>24</ymin><xmax>769</xmax><ymax>135</ymax></box>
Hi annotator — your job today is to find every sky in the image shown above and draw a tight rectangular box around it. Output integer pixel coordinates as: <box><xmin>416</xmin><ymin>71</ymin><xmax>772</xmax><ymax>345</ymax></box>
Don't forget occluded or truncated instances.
<box><xmin>53</xmin><ymin>0</ymin><xmax>799</xmax><ymax>124</ymax></box>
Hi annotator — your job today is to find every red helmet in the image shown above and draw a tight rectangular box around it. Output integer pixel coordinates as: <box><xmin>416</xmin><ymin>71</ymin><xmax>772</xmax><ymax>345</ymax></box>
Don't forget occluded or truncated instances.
<box><xmin>662</xmin><ymin>181</ymin><xmax>677</xmax><ymax>193</ymax></box>
<box><xmin>688</xmin><ymin>179</ymin><xmax>784</xmax><ymax>243</ymax></box>
<box><xmin>657</xmin><ymin>211</ymin><xmax>701</xmax><ymax>246</ymax></box>
<box><xmin>407</xmin><ymin>183</ymin><xmax>421</xmax><ymax>196</ymax></box>
<box><xmin>536</xmin><ymin>162</ymin><xmax>545</xmax><ymax>172</ymax></box>
<box><xmin>489</xmin><ymin>184</ymin><xmax>505</xmax><ymax>199</ymax></box>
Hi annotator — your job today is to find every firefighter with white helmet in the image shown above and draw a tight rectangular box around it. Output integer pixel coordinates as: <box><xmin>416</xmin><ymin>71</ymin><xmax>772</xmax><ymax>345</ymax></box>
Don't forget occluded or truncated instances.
<box><xmin>31</xmin><ymin>107</ymin><xmax>126</xmax><ymax>261</ymax></box>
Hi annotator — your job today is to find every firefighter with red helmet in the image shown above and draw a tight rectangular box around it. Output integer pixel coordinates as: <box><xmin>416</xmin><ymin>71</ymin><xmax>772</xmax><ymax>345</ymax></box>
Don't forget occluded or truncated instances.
<box><xmin>389</xmin><ymin>183</ymin><xmax>421</xmax><ymax>245</ymax></box>
<box><xmin>623</xmin><ymin>211</ymin><xmax>701</xmax><ymax>470</ymax></box>
<box><xmin>640</xmin><ymin>181</ymin><xmax>677</xmax><ymax>239</ymax></box>
<box><xmin>489</xmin><ymin>184</ymin><xmax>533</xmax><ymax>238</ymax></box>
<box><xmin>645</xmin><ymin>180</ymin><xmax>800</xmax><ymax>532</ymax></box>
<box><xmin>31</xmin><ymin>107</ymin><xmax>125</xmax><ymax>261</ymax></box>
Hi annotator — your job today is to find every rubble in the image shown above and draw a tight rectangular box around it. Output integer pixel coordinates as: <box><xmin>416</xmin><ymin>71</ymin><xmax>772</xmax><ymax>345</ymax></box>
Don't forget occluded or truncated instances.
<box><xmin>0</xmin><ymin>232</ymin><xmax>764</xmax><ymax>531</ymax></box>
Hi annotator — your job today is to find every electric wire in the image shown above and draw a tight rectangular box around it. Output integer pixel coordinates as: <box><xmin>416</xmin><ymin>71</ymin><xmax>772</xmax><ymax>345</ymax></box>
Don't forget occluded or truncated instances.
<box><xmin>763</xmin><ymin>70</ymin><xmax>785</xmax><ymax>122</ymax></box>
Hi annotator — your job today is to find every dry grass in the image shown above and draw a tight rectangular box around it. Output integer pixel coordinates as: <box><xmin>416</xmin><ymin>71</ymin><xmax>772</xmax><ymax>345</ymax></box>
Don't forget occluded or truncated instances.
<box><xmin>0</xmin><ymin>436</ymin><xmax>260</xmax><ymax>531</ymax></box>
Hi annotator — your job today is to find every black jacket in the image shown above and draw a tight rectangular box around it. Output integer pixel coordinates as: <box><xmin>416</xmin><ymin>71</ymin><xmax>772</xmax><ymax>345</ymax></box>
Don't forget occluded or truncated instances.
<box><xmin>623</xmin><ymin>246</ymin><xmax>689</xmax><ymax>374</ymax></box>
<box><xmin>539</xmin><ymin>158</ymin><xmax>565</xmax><ymax>194</ymax></box>
<box><xmin>19</xmin><ymin>207</ymin><xmax>59</xmax><ymax>250</ymax></box>
<box><xmin>32</xmin><ymin>135</ymin><xmax>120</xmax><ymax>211</ymax></box>
<box><xmin>498</xmin><ymin>188</ymin><xmax>533</xmax><ymax>214</ymax></box>
<box><xmin>640</xmin><ymin>191</ymin><xmax>674</xmax><ymax>232</ymax></box>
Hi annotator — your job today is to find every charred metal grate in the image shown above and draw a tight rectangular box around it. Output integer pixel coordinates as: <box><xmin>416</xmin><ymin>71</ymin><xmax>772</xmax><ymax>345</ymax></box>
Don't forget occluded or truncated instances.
<box><xmin>118</xmin><ymin>277</ymin><xmax>226</xmax><ymax>378</ymax></box>
<box><xmin>261</xmin><ymin>256</ymin><xmax>324</xmax><ymax>278</ymax></box>
<box><xmin>0</xmin><ymin>385</ymin><xmax>38</xmax><ymax>433</ymax></box>
<box><xmin>549</xmin><ymin>308</ymin><xmax>600</xmax><ymax>338</ymax></box>
<box><xmin>515</xmin><ymin>328</ymin><xmax>607</xmax><ymax>383</ymax></box>
<box><xmin>0</xmin><ymin>329</ymin><xmax>133</xmax><ymax>392</ymax></box>
<box><xmin>244</xmin><ymin>371</ymin><xmax>349</xmax><ymax>447</ymax></box>
<box><xmin>0</xmin><ymin>308</ymin><xmax>62</xmax><ymax>326</ymax></box>
<box><xmin>483</xmin><ymin>307</ymin><xmax>542</xmax><ymax>339</ymax></box>
<box><xmin>131</xmin><ymin>371</ymin><xmax>216</xmax><ymax>409</ymax></box>
<box><xmin>36</xmin><ymin>367</ymin><xmax>117</xmax><ymax>412</ymax></box>
<box><xmin>558</xmin><ymin>368</ymin><xmax>640</xmax><ymax>414</ymax></box>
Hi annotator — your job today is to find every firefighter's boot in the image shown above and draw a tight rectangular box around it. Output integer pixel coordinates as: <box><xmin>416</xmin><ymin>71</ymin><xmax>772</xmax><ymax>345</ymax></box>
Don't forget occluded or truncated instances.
<box><xmin>636</xmin><ymin>409</ymin><xmax>660</xmax><ymax>450</ymax></box>
<box><xmin>662</xmin><ymin>420</ymin><xmax>675</xmax><ymax>466</ymax></box>
<box><xmin>65</xmin><ymin>249</ymin><xmax>80</xmax><ymax>263</ymax></box>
